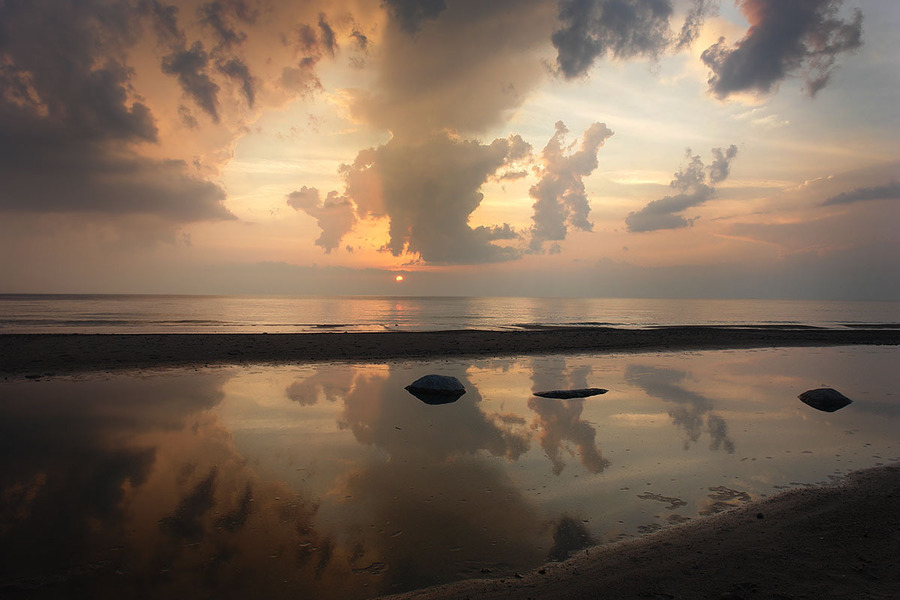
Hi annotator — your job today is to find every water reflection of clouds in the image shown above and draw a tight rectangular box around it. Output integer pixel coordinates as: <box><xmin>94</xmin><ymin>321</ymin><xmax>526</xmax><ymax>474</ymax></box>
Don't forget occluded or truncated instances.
<box><xmin>5</xmin><ymin>347</ymin><xmax>896</xmax><ymax>598</ymax></box>
<box><xmin>287</xmin><ymin>363</ymin><xmax>547</xmax><ymax>591</ymax></box>
<box><xmin>624</xmin><ymin>364</ymin><xmax>735</xmax><ymax>454</ymax></box>
<box><xmin>0</xmin><ymin>373</ymin><xmax>363</xmax><ymax>599</ymax></box>
<box><xmin>528</xmin><ymin>357</ymin><xmax>609</xmax><ymax>475</ymax></box>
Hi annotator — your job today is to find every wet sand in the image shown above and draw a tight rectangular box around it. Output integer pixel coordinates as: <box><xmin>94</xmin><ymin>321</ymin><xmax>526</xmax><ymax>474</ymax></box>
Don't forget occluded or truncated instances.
<box><xmin>380</xmin><ymin>464</ymin><xmax>900</xmax><ymax>600</ymax></box>
<box><xmin>2</xmin><ymin>325</ymin><xmax>899</xmax><ymax>377</ymax></box>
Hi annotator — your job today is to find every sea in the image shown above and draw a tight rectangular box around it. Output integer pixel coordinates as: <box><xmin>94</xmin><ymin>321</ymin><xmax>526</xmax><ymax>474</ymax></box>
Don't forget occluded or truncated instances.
<box><xmin>1</xmin><ymin>294</ymin><xmax>898</xmax><ymax>334</ymax></box>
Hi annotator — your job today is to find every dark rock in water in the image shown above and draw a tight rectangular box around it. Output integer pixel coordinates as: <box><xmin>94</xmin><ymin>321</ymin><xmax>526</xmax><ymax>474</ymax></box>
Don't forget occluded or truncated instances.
<box><xmin>533</xmin><ymin>388</ymin><xmax>608</xmax><ymax>399</ymax></box>
<box><xmin>798</xmin><ymin>388</ymin><xmax>853</xmax><ymax>412</ymax></box>
<box><xmin>406</xmin><ymin>374</ymin><xmax>466</xmax><ymax>405</ymax></box>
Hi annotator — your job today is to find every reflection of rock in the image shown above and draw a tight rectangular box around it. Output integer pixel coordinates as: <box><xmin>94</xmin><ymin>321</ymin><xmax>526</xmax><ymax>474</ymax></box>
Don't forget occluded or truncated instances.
<box><xmin>798</xmin><ymin>388</ymin><xmax>853</xmax><ymax>412</ymax></box>
<box><xmin>405</xmin><ymin>374</ymin><xmax>466</xmax><ymax>405</ymax></box>
<box><xmin>533</xmin><ymin>388</ymin><xmax>607</xmax><ymax>399</ymax></box>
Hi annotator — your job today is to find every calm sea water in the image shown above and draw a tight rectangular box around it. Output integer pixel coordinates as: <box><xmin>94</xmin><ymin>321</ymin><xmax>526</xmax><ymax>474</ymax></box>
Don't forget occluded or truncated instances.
<box><xmin>2</xmin><ymin>347</ymin><xmax>898</xmax><ymax>598</ymax></box>
<box><xmin>1</xmin><ymin>294</ymin><xmax>898</xmax><ymax>333</ymax></box>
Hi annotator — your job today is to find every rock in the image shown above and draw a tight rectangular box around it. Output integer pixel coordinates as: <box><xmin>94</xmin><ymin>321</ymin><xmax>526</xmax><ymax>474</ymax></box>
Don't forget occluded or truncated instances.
<box><xmin>533</xmin><ymin>388</ymin><xmax>608</xmax><ymax>399</ymax></box>
<box><xmin>405</xmin><ymin>374</ymin><xmax>466</xmax><ymax>405</ymax></box>
<box><xmin>798</xmin><ymin>387</ymin><xmax>853</xmax><ymax>412</ymax></box>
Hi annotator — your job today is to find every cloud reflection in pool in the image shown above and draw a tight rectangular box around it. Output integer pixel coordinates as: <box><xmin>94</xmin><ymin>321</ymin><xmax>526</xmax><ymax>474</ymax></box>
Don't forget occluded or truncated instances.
<box><xmin>1</xmin><ymin>346</ymin><xmax>898</xmax><ymax>599</ymax></box>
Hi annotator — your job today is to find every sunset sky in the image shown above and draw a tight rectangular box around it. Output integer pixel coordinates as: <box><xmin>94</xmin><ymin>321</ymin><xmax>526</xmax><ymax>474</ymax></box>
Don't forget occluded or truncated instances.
<box><xmin>1</xmin><ymin>0</ymin><xmax>897</xmax><ymax>299</ymax></box>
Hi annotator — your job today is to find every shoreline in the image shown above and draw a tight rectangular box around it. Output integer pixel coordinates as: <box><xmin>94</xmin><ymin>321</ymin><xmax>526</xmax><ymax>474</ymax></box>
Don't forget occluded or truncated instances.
<box><xmin>2</xmin><ymin>326</ymin><xmax>899</xmax><ymax>377</ymax></box>
<box><xmin>379</xmin><ymin>463</ymin><xmax>900</xmax><ymax>600</ymax></box>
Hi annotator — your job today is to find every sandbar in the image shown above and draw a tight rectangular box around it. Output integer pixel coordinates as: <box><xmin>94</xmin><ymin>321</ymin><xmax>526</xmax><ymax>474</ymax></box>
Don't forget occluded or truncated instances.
<box><xmin>1</xmin><ymin>326</ymin><xmax>898</xmax><ymax>377</ymax></box>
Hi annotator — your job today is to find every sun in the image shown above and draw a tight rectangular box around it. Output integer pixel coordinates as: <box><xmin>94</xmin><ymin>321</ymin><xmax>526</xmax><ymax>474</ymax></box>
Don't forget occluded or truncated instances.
<box><xmin>394</xmin><ymin>274</ymin><xmax>404</xmax><ymax>282</ymax></box>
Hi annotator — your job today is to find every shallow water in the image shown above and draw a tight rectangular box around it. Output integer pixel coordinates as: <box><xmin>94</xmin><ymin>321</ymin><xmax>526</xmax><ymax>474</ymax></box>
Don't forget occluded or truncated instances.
<box><xmin>1</xmin><ymin>346</ymin><xmax>898</xmax><ymax>598</ymax></box>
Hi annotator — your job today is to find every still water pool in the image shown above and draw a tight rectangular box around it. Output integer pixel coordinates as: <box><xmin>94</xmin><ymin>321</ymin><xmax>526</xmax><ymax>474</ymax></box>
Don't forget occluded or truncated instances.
<box><xmin>1</xmin><ymin>346</ymin><xmax>898</xmax><ymax>598</ymax></box>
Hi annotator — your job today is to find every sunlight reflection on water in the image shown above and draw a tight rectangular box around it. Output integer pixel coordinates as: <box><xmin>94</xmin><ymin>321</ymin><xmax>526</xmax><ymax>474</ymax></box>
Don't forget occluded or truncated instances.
<box><xmin>1</xmin><ymin>346</ymin><xmax>897</xmax><ymax>598</ymax></box>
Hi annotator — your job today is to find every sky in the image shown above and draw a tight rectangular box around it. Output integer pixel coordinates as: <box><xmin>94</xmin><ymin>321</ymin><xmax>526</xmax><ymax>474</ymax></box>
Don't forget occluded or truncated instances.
<box><xmin>0</xmin><ymin>0</ymin><xmax>897</xmax><ymax>299</ymax></box>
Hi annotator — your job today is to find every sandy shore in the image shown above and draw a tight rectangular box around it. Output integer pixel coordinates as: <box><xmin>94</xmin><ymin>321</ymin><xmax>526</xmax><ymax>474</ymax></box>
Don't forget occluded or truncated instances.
<box><xmin>379</xmin><ymin>464</ymin><xmax>900</xmax><ymax>600</ymax></box>
<box><xmin>2</xmin><ymin>326</ymin><xmax>899</xmax><ymax>377</ymax></box>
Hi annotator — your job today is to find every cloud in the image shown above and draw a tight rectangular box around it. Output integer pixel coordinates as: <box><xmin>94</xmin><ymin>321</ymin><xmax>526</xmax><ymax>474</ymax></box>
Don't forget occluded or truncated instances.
<box><xmin>529</xmin><ymin>121</ymin><xmax>614</xmax><ymax>251</ymax></box>
<box><xmin>349</xmin><ymin>0</ymin><xmax>554</xmax><ymax>137</ymax></box>
<box><xmin>626</xmin><ymin>145</ymin><xmax>737</xmax><ymax>232</ymax></box>
<box><xmin>162</xmin><ymin>41</ymin><xmax>222</xmax><ymax>122</ymax></box>
<box><xmin>701</xmin><ymin>0</ymin><xmax>863</xmax><ymax>98</ymax></box>
<box><xmin>676</xmin><ymin>0</ymin><xmax>718</xmax><ymax>49</ymax></box>
<box><xmin>382</xmin><ymin>0</ymin><xmax>448</xmax><ymax>33</ymax></box>
<box><xmin>198</xmin><ymin>0</ymin><xmax>258</xmax><ymax>49</ymax></box>
<box><xmin>287</xmin><ymin>186</ymin><xmax>357</xmax><ymax>253</ymax></box>
<box><xmin>553</xmin><ymin>0</ymin><xmax>717</xmax><ymax>78</ymax></box>
<box><xmin>821</xmin><ymin>181</ymin><xmax>900</xmax><ymax>206</ymax></box>
<box><xmin>217</xmin><ymin>57</ymin><xmax>256</xmax><ymax>107</ymax></box>
<box><xmin>316</xmin><ymin>132</ymin><xmax>531</xmax><ymax>264</ymax></box>
<box><xmin>0</xmin><ymin>0</ymin><xmax>232</xmax><ymax>222</ymax></box>
<box><xmin>278</xmin><ymin>13</ymin><xmax>343</xmax><ymax>94</ymax></box>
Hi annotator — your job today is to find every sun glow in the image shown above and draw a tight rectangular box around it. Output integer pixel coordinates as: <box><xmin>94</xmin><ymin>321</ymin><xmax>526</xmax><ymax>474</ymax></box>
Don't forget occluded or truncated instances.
<box><xmin>395</xmin><ymin>275</ymin><xmax>404</xmax><ymax>282</ymax></box>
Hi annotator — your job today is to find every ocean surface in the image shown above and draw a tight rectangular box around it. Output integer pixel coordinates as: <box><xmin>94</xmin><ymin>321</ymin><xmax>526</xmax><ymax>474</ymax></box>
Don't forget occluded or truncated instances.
<box><xmin>2</xmin><ymin>346</ymin><xmax>898</xmax><ymax>598</ymax></box>
<box><xmin>1</xmin><ymin>294</ymin><xmax>898</xmax><ymax>334</ymax></box>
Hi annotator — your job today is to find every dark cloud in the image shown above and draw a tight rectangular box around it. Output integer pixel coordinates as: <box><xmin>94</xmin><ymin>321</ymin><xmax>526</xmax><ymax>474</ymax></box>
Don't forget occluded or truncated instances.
<box><xmin>162</xmin><ymin>41</ymin><xmax>221</xmax><ymax>122</ymax></box>
<box><xmin>279</xmin><ymin>14</ymin><xmax>342</xmax><ymax>94</ymax></box>
<box><xmin>382</xmin><ymin>0</ymin><xmax>448</xmax><ymax>33</ymax></box>
<box><xmin>332</xmin><ymin>133</ymin><xmax>532</xmax><ymax>264</ymax></box>
<box><xmin>317</xmin><ymin>13</ymin><xmax>337</xmax><ymax>56</ymax></box>
<box><xmin>217</xmin><ymin>56</ymin><xmax>255</xmax><ymax>106</ymax></box>
<box><xmin>625</xmin><ymin>145</ymin><xmax>737</xmax><ymax>232</ymax></box>
<box><xmin>350</xmin><ymin>28</ymin><xmax>369</xmax><ymax>52</ymax></box>
<box><xmin>708</xmin><ymin>143</ymin><xmax>739</xmax><ymax>184</ymax></box>
<box><xmin>198</xmin><ymin>0</ymin><xmax>257</xmax><ymax>49</ymax></box>
<box><xmin>287</xmin><ymin>186</ymin><xmax>357</xmax><ymax>253</ymax></box>
<box><xmin>553</xmin><ymin>0</ymin><xmax>679</xmax><ymax>78</ymax></box>
<box><xmin>351</xmin><ymin>0</ymin><xmax>553</xmax><ymax>136</ymax></box>
<box><xmin>529</xmin><ymin>121</ymin><xmax>614</xmax><ymax>251</ymax></box>
<box><xmin>152</xmin><ymin>1</ymin><xmax>260</xmax><ymax>113</ymax></box>
<box><xmin>676</xmin><ymin>0</ymin><xmax>718</xmax><ymax>49</ymax></box>
<box><xmin>701</xmin><ymin>0</ymin><xmax>863</xmax><ymax>98</ymax></box>
<box><xmin>821</xmin><ymin>181</ymin><xmax>900</xmax><ymax>206</ymax></box>
<box><xmin>0</xmin><ymin>0</ymin><xmax>231</xmax><ymax>222</ymax></box>
<box><xmin>146</xmin><ymin>0</ymin><xmax>182</xmax><ymax>42</ymax></box>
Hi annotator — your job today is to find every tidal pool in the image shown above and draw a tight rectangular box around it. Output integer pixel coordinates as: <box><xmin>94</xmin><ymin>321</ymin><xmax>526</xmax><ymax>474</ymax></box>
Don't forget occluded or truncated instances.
<box><xmin>1</xmin><ymin>346</ymin><xmax>898</xmax><ymax>599</ymax></box>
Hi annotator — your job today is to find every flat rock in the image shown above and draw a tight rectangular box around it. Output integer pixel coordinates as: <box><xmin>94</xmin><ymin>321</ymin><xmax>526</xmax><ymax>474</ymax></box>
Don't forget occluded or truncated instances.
<box><xmin>533</xmin><ymin>388</ymin><xmax>608</xmax><ymax>399</ymax></box>
<box><xmin>798</xmin><ymin>387</ymin><xmax>853</xmax><ymax>412</ymax></box>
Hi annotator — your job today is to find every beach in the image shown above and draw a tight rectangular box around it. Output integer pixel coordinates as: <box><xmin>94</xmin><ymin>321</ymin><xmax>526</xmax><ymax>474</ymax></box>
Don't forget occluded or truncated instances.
<box><xmin>2</xmin><ymin>327</ymin><xmax>899</xmax><ymax>599</ymax></box>
<box><xmin>2</xmin><ymin>325</ymin><xmax>899</xmax><ymax>377</ymax></box>
<box><xmin>380</xmin><ymin>463</ymin><xmax>900</xmax><ymax>600</ymax></box>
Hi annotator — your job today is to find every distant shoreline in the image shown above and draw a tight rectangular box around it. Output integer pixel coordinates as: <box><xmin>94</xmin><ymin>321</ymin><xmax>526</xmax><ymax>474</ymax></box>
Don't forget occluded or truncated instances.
<box><xmin>2</xmin><ymin>326</ymin><xmax>898</xmax><ymax>377</ymax></box>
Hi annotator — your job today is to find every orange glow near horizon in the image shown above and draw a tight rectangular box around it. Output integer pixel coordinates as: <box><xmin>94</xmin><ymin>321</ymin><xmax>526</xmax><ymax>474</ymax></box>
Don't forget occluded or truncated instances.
<box><xmin>395</xmin><ymin>274</ymin><xmax>404</xmax><ymax>282</ymax></box>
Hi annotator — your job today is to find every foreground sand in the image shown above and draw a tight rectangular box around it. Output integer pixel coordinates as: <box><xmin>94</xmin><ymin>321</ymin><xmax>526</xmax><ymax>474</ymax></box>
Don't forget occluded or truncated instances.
<box><xmin>380</xmin><ymin>464</ymin><xmax>900</xmax><ymax>600</ymax></box>
<box><xmin>2</xmin><ymin>325</ymin><xmax>899</xmax><ymax>377</ymax></box>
